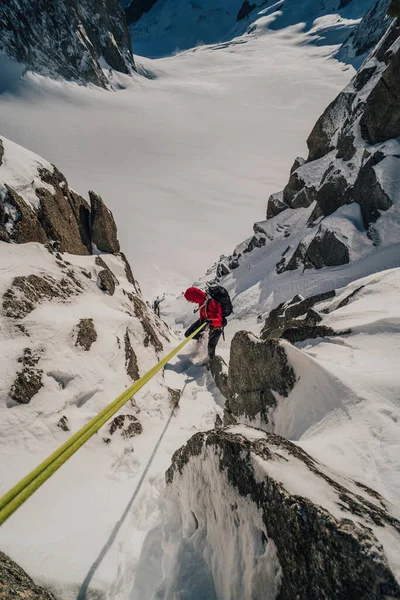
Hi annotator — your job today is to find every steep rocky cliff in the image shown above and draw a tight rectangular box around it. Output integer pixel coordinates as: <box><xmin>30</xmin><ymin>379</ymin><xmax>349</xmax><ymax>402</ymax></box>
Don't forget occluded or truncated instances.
<box><xmin>161</xmin><ymin>427</ymin><xmax>400</xmax><ymax>599</ymax></box>
<box><xmin>0</xmin><ymin>551</ymin><xmax>57</xmax><ymax>600</ymax></box>
<box><xmin>0</xmin><ymin>0</ymin><xmax>135</xmax><ymax>87</ymax></box>
<box><xmin>214</xmin><ymin>17</ymin><xmax>400</xmax><ymax>284</ymax></box>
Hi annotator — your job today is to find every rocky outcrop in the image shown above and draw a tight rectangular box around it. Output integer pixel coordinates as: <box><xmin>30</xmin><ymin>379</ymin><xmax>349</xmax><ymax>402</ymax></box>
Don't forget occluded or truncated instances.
<box><xmin>0</xmin><ymin>550</ymin><xmax>57</xmax><ymax>599</ymax></box>
<box><xmin>210</xmin><ymin>355</ymin><xmax>229</xmax><ymax>400</ymax></box>
<box><xmin>261</xmin><ymin>290</ymin><xmax>336</xmax><ymax>339</ymax></box>
<box><xmin>89</xmin><ymin>191</ymin><xmax>120</xmax><ymax>253</ymax></box>
<box><xmin>75</xmin><ymin>318</ymin><xmax>97</xmax><ymax>351</ymax></box>
<box><xmin>3</xmin><ymin>274</ymin><xmax>79</xmax><ymax>319</ymax></box>
<box><xmin>237</xmin><ymin>1</ymin><xmax>256</xmax><ymax>21</ymax></box>
<box><xmin>124</xmin><ymin>328</ymin><xmax>140</xmax><ymax>380</ymax></box>
<box><xmin>0</xmin><ymin>137</ymin><xmax>126</xmax><ymax>259</ymax></box>
<box><xmin>125</xmin><ymin>0</ymin><xmax>158</xmax><ymax>25</ymax></box>
<box><xmin>10</xmin><ymin>348</ymin><xmax>43</xmax><ymax>404</ymax></box>
<box><xmin>108</xmin><ymin>414</ymin><xmax>142</xmax><ymax>438</ymax></box>
<box><xmin>337</xmin><ymin>0</ymin><xmax>393</xmax><ymax>63</ymax></box>
<box><xmin>0</xmin><ymin>0</ymin><xmax>135</xmax><ymax>88</ymax></box>
<box><xmin>388</xmin><ymin>0</ymin><xmax>400</xmax><ymax>17</ymax></box>
<box><xmin>284</xmin><ymin>228</ymin><xmax>350</xmax><ymax>272</ymax></box>
<box><xmin>165</xmin><ymin>428</ymin><xmax>400</xmax><ymax>600</ymax></box>
<box><xmin>226</xmin><ymin>332</ymin><xmax>296</xmax><ymax>423</ymax></box>
<box><xmin>351</xmin><ymin>152</ymin><xmax>393</xmax><ymax>228</ymax></box>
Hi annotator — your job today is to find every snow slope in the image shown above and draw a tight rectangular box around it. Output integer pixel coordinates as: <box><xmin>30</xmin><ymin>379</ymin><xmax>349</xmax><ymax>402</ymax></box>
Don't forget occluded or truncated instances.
<box><xmin>0</xmin><ymin>27</ymin><xmax>353</xmax><ymax>297</ymax></box>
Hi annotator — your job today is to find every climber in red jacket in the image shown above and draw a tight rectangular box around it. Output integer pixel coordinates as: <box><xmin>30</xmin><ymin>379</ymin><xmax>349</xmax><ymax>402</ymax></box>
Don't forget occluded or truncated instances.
<box><xmin>184</xmin><ymin>287</ymin><xmax>223</xmax><ymax>362</ymax></box>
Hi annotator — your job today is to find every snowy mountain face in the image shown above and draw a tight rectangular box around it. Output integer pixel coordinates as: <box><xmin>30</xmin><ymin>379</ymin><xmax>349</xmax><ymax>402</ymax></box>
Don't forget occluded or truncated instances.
<box><xmin>0</xmin><ymin>0</ymin><xmax>135</xmax><ymax>87</ymax></box>
<box><xmin>337</xmin><ymin>0</ymin><xmax>394</xmax><ymax>65</ymax></box>
<box><xmin>213</xmin><ymin>18</ymin><xmax>400</xmax><ymax>306</ymax></box>
<box><xmin>125</xmin><ymin>0</ymin><xmax>378</xmax><ymax>57</ymax></box>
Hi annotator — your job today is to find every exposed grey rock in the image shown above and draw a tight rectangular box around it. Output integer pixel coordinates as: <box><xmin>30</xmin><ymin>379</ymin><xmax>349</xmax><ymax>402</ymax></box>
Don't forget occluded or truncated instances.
<box><xmin>305</xmin><ymin>229</ymin><xmax>350</xmax><ymax>269</ymax></box>
<box><xmin>0</xmin><ymin>138</ymin><xmax>4</xmax><ymax>166</ymax></box>
<box><xmin>350</xmin><ymin>152</ymin><xmax>392</xmax><ymax>228</ymax></box>
<box><xmin>228</xmin><ymin>257</ymin><xmax>240</xmax><ymax>270</ymax></box>
<box><xmin>388</xmin><ymin>0</ymin><xmax>400</xmax><ymax>17</ymax></box>
<box><xmin>108</xmin><ymin>414</ymin><xmax>142</xmax><ymax>439</ymax></box>
<box><xmin>0</xmin><ymin>0</ymin><xmax>135</xmax><ymax>88</ymax></box>
<box><xmin>38</xmin><ymin>167</ymin><xmax>92</xmax><ymax>255</ymax></box>
<box><xmin>336</xmin><ymin>131</ymin><xmax>356</xmax><ymax>161</ymax></box>
<box><xmin>125</xmin><ymin>0</ymin><xmax>158</xmax><ymax>25</ymax></box>
<box><xmin>89</xmin><ymin>191</ymin><xmax>120</xmax><ymax>254</ymax></box>
<box><xmin>119</xmin><ymin>251</ymin><xmax>140</xmax><ymax>293</ymax></box>
<box><xmin>210</xmin><ymin>355</ymin><xmax>230</xmax><ymax>400</ymax></box>
<box><xmin>337</xmin><ymin>0</ymin><xmax>392</xmax><ymax>62</ymax></box>
<box><xmin>168</xmin><ymin>387</ymin><xmax>182</xmax><ymax>408</ymax></box>
<box><xmin>10</xmin><ymin>348</ymin><xmax>43</xmax><ymax>404</ymax></box>
<box><xmin>2</xmin><ymin>185</ymin><xmax>48</xmax><ymax>246</ymax></box>
<box><xmin>266</xmin><ymin>191</ymin><xmax>289</xmax><ymax>219</ymax></box>
<box><xmin>3</xmin><ymin>274</ymin><xmax>78</xmax><ymax>319</ymax></box>
<box><xmin>360</xmin><ymin>30</ymin><xmax>400</xmax><ymax>144</ymax></box>
<box><xmin>336</xmin><ymin>285</ymin><xmax>365</xmax><ymax>309</ymax></box>
<box><xmin>97</xmin><ymin>269</ymin><xmax>115</xmax><ymax>295</ymax></box>
<box><xmin>290</xmin><ymin>156</ymin><xmax>305</xmax><ymax>174</ymax></box>
<box><xmin>310</xmin><ymin>171</ymin><xmax>350</xmax><ymax>220</ymax></box>
<box><xmin>126</xmin><ymin>291</ymin><xmax>163</xmax><ymax>353</ymax></box>
<box><xmin>283</xmin><ymin>241</ymin><xmax>307</xmax><ymax>272</ymax></box>
<box><xmin>75</xmin><ymin>318</ymin><xmax>97</xmax><ymax>351</ymax></box>
<box><xmin>0</xmin><ymin>550</ymin><xmax>57</xmax><ymax>599</ymax></box>
<box><xmin>236</xmin><ymin>0</ymin><xmax>256</xmax><ymax>21</ymax></box>
<box><xmin>227</xmin><ymin>332</ymin><xmax>296</xmax><ymax>423</ymax></box>
<box><xmin>216</xmin><ymin>261</ymin><xmax>230</xmax><ymax>278</ymax></box>
<box><xmin>166</xmin><ymin>429</ymin><xmax>400</xmax><ymax>600</ymax></box>
<box><xmin>282</xmin><ymin>170</ymin><xmax>307</xmax><ymax>205</ymax></box>
<box><xmin>291</xmin><ymin>184</ymin><xmax>317</xmax><ymax>209</ymax></box>
<box><xmin>261</xmin><ymin>290</ymin><xmax>336</xmax><ymax>340</ymax></box>
<box><xmin>306</xmin><ymin>92</ymin><xmax>354</xmax><ymax>162</ymax></box>
<box><xmin>282</xmin><ymin>324</ymin><xmax>351</xmax><ymax>344</ymax></box>
<box><xmin>243</xmin><ymin>235</ymin><xmax>266</xmax><ymax>254</ymax></box>
<box><xmin>124</xmin><ymin>328</ymin><xmax>140</xmax><ymax>381</ymax></box>
<box><xmin>57</xmin><ymin>415</ymin><xmax>70</xmax><ymax>431</ymax></box>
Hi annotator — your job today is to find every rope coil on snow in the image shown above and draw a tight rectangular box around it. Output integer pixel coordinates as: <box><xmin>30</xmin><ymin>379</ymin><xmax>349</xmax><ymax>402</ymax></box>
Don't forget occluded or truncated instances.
<box><xmin>0</xmin><ymin>322</ymin><xmax>206</xmax><ymax>527</ymax></box>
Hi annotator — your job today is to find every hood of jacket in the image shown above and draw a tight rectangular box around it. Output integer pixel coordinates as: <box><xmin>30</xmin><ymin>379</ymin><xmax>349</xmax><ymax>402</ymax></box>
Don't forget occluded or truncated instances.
<box><xmin>184</xmin><ymin>287</ymin><xmax>207</xmax><ymax>305</ymax></box>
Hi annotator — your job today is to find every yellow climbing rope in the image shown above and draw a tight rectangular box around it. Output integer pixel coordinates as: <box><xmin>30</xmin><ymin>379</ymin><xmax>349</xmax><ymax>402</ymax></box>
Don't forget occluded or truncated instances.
<box><xmin>0</xmin><ymin>322</ymin><xmax>206</xmax><ymax>527</ymax></box>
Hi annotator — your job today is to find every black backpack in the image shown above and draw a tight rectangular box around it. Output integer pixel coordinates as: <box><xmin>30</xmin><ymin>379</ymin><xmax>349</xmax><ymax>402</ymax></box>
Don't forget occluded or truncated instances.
<box><xmin>207</xmin><ymin>284</ymin><xmax>233</xmax><ymax>318</ymax></box>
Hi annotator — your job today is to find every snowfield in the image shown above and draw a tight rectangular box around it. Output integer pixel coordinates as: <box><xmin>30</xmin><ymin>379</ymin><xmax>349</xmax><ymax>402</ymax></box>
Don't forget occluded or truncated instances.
<box><xmin>0</xmin><ymin>25</ymin><xmax>353</xmax><ymax>297</ymax></box>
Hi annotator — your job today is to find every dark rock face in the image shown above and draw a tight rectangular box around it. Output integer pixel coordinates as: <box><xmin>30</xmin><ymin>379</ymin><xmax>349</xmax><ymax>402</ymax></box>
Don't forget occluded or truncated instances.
<box><xmin>388</xmin><ymin>0</ymin><xmax>400</xmax><ymax>17</ymax></box>
<box><xmin>0</xmin><ymin>0</ymin><xmax>135</xmax><ymax>88</ymax></box>
<box><xmin>95</xmin><ymin>256</ymin><xmax>118</xmax><ymax>295</ymax></box>
<box><xmin>0</xmin><ymin>139</ymin><xmax>4</xmax><ymax>166</ymax></box>
<box><xmin>305</xmin><ymin>229</ymin><xmax>350</xmax><ymax>269</ymax></box>
<box><xmin>210</xmin><ymin>355</ymin><xmax>229</xmax><ymax>400</ymax></box>
<box><xmin>3</xmin><ymin>274</ymin><xmax>79</xmax><ymax>319</ymax></box>
<box><xmin>0</xmin><ymin>550</ymin><xmax>57</xmax><ymax>599</ymax></box>
<box><xmin>306</xmin><ymin>92</ymin><xmax>354</xmax><ymax>162</ymax></box>
<box><xmin>337</xmin><ymin>0</ymin><xmax>392</xmax><ymax>61</ymax></box>
<box><xmin>124</xmin><ymin>328</ymin><xmax>140</xmax><ymax>381</ymax></box>
<box><xmin>226</xmin><ymin>332</ymin><xmax>296</xmax><ymax>422</ymax></box>
<box><xmin>166</xmin><ymin>429</ymin><xmax>400</xmax><ymax>600</ymax></box>
<box><xmin>129</xmin><ymin>293</ymin><xmax>164</xmax><ymax>353</ymax></box>
<box><xmin>125</xmin><ymin>0</ymin><xmax>158</xmax><ymax>25</ymax></box>
<box><xmin>311</xmin><ymin>172</ymin><xmax>350</xmax><ymax>219</ymax></box>
<box><xmin>350</xmin><ymin>152</ymin><xmax>392</xmax><ymax>228</ymax></box>
<box><xmin>108</xmin><ymin>414</ymin><xmax>142</xmax><ymax>438</ymax></box>
<box><xmin>266</xmin><ymin>192</ymin><xmax>289</xmax><ymax>219</ymax></box>
<box><xmin>57</xmin><ymin>415</ymin><xmax>70</xmax><ymax>431</ymax></box>
<box><xmin>0</xmin><ymin>143</ymin><xmax>125</xmax><ymax>258</ymax></box>
<box><xmin>360</xmin><ymin>41</ymin><xmax>400</xmax><ymax>144</ymax></box>
<box><xmin>89</xmin><ymin>191</ymin><xmax>120</xmax><ymax>254</ymax></box>
<box><xmin>236</xmin><ymin>0</ymin><xmax>256</xmax><ymax>22</ymax></box>
<box><xmin>261</xmin><ymin>290</ymin><xmax>336</xmax><ymax>340</ymax></box>
<box><xmin>168</xmin><ymin>387</ymin><xmax>182</xmax><ymax>408</ymax></box>
<box><xmin>75</xmin><ymin>318</ymin><xmax>97</xmax><ymax>351</ymax></box>
<box><xmin>10</xmin><ymin>348</ymin><xmax>43</xmax><ymax>404</ymax></box>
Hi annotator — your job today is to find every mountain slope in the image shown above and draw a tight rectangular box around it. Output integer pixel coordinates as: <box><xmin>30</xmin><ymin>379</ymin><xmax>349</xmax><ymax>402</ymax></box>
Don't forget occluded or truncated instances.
<box><xmin>0</xmin><ymin>0</ymin><xmax>135</xmax><ymax>87</ymax></box>
<box><xmin>125</xmin><ymin>0</ymin><xmax>378</xmax><ymax>57</ymax></box>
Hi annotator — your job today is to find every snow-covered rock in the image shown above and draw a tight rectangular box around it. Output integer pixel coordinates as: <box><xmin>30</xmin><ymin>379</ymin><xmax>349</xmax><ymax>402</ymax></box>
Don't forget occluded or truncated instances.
<box><xmin>337</xmin><ymin>0</ymin><xmax>394</xmax><ymax>65</ymax></box>
<box><xmin>213</xmin><ymin>18</ymin><xmax>400</xmax><ymax>285</ymax></box>
<box><xmin>0</xmin><ymin>0</ymin><xmax>135</xmax><ymax>87</ymax></box>
<box><xmin>161</xmin><ymin>427</ymin><xmax>400</xmax><ymax>599</ymax></box>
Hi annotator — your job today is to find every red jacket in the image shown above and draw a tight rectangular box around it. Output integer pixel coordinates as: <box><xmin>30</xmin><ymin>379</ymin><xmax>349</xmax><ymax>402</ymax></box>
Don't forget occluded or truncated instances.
<box><xmin>184</xmin><ymin>287</ymin><xmax>223</xmax><ymax>327</ymax></box>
